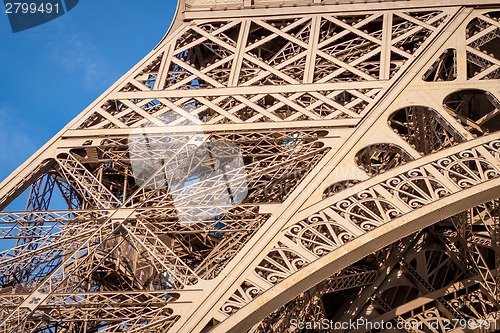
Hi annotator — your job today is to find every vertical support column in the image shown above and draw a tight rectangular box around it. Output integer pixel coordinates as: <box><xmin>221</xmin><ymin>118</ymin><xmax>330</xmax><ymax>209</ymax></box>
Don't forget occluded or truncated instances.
<box><xmin>459</xmin><ymin>208</ymin><xmax>473</xmax><ymax>270</ymax></box>
<box><xmin>380</xmin><ymin>13</ymin><xmax>393</xmax><ymax>80</ymax></box>
<box><xmin>153</xmin><ymin>25</ymin><xmax>189</xmax><ymax>91</ymax></box>
<box><xmin>154</xmin><ymin>44</ymin><xmax>174</xmax><ymax>91</ymax></box>
<box><xmin>494</xmin><ymin>198</ymin><xmax>500</xmax><ymax>305</ymax></box>
<box><xmin>25</xmin><ymin>173</ymin><xmax>55</xmax><ymax>212</ymax></box>
<box><xmin>303</xmin><ymin>16</ymin><xmax>321</xmax><ymax>84</ymax></box>
<box><xmin>228</xmin><ymin>20</ymin><xmax>250</xmax><ymax>87</ymax></box>
<box><xmin>456</xmin><ymin>17</ymin><xmax>468</xmax><ymax>82</ymax></box>
<box><xmin>20</xmin><ymin>174</ymin><xmax>56</xmax><ymax>249</ymax></box>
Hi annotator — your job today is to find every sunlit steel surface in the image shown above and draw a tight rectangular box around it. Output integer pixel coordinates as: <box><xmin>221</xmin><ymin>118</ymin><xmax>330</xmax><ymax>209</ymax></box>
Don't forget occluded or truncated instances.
<box><xmin>1</xmin><ymin>0</ymin><xmax>500</xmax><ymax>332</ymax></box>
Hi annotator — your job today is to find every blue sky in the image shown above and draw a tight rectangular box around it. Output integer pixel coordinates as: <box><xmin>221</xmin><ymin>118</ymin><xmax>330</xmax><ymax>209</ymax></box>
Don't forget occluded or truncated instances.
<box><xmin>0</xmin><ymin>1</ymin><xmax>176</xmax><ymax>210</ymax></box>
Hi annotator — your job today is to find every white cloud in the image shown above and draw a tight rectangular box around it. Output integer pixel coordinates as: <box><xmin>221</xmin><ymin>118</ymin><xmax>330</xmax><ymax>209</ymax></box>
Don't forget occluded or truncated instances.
<box><xmin>44</xmin><ymin>21</ymin><xmax>116</xmax><ymax>92</ymax></box>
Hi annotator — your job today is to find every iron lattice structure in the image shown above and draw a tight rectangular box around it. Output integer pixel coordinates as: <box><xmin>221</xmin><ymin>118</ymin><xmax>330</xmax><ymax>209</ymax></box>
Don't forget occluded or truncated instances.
<box><xmin>1</xmin><ymin>0</ymin><xmax>500</xmax><ymax>332</ymax></box>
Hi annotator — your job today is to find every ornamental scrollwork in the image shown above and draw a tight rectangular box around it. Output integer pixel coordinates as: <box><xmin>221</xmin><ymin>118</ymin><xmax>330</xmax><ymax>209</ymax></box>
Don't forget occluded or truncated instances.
<box><xmin>405</xmin><ymin>308</ymin><xmax>449</xmax><ymax>333</ymax></box>
<box><xmin>220</xmin><ymin>280</ymin><xmax>264</xmax><ymax>315</ymax></box>
<box><xmin>484</xmin><ymin>140</ymin><xmax>500</xmax><ymax>160</ymax></box>
<box><xmin>381</xmin><ymin>167</ymin><xmax>451</xmax><ymax>208</ymax></box>
<box><xmin>285</xmin><ymin>219</ymin><xmax>357</xmax><ymax>257</ymax></box>
<box><xmin>432</xmin><ymin>148</ymin><xmax>500</xmax><ymax>188</ymax></box>
<box><xmin>332</xmin><ymin>189</ymin><xmax>403</xmax><ymax>230</ymax></box>
<box><xmin>244</xmin><ymin>137</ymin><xmax>500</xmax><ymax>320</ymax></box>
<box><xmin>255</xmin><ymin>246</ymin><xmax>310</xmax><ymax>284</ymax></box>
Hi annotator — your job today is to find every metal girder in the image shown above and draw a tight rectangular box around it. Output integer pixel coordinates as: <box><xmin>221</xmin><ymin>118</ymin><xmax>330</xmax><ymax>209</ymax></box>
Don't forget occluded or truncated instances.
<box><xmin>1</xmin><ymin>1</ymin><xmax>500</xmax><ymax>332</ymax></box>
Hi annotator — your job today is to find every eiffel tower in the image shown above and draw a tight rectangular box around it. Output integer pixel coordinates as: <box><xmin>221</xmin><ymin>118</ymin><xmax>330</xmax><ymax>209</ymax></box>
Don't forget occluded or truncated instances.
<box><xmin>1</xmin><ymin>0</ymin><xmax>500</xmax><ymax>332</ymax></box>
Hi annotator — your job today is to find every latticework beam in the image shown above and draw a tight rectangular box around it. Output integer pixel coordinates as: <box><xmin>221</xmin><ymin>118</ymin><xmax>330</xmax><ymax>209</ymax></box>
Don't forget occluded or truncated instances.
<box><xmin>1</xmin><ymin>1</ymin><xmax>500</xmax><ymax>332</ymax></box>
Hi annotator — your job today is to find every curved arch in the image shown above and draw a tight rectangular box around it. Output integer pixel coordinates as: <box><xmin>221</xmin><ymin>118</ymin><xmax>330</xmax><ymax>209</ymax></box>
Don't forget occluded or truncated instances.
<box><xmin>422</xmin><ymin>48</ymin><xmax>456</xmax><ymax>82</ymax></box>
<box><xmin>355</xmin><ymin>143</ymin><xmax>412</xmax><ymax>176</ymax></box>
<box><xmin>214</xmin><ymin>179</ymin><xmax>500</xmax><ymax>333</ymax></box>
<box><xmin>323</xmin><ymin>179</ymin><xmax>360</xmax><ymax>198</ymax></box>
<box><xmin>155</xmin><ymin>0</ymin><xmax>185</xmax><ymax>49</ymax></box>
<box><xmin>388</xmin><ymin>105</ymin><xmax>463</xmax><ymax>155</ymax></box>
<box><xmin>212</xmin><ymin>134</ymin><xmax>500</xmax><ymax>332</ymax></box>
<box><xmin>0</xmin><ymin>157</ymin><xmax>55</xmax><ymax>211</ymax></box>
<box><xmin>443</xmin><ymin>89</ymin><xmax>500</xmax><ymax>135</ymax></box>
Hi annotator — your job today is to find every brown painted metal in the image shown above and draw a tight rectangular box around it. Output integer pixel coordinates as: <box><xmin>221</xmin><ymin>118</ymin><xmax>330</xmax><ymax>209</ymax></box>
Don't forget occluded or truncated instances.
<box><xmin>1</xmin><ymin>1</ymin><xmax>500</xmax><ymax>332</ymax></box>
